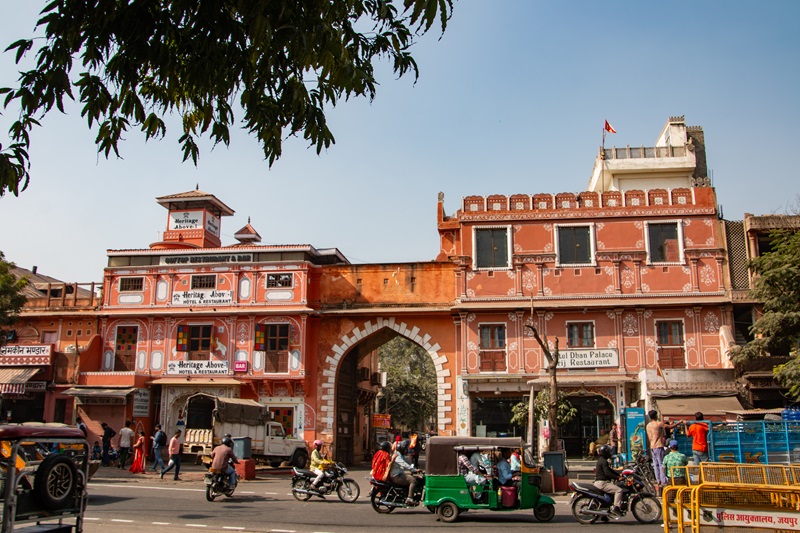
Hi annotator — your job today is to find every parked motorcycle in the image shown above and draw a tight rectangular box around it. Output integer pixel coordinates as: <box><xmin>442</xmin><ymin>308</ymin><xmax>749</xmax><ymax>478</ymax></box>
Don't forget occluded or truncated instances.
<box><xmin>204</xmin><ymin>468</ymin><xmax>238</xmax><ymax>501</ymax></box>
<box><xmin>369</xmin><ymin>474</ymin><xmax>426</xmax><ymax>513</ymax></box>
<box><xmin>291</xmin><ymin>462</ymin><xmax>360</xmax><ymax>503</ymax></box>
<box><xmin>570</xmin><ymin>468</ymin><xmax>661</xmax><ymax>524</ymax></box>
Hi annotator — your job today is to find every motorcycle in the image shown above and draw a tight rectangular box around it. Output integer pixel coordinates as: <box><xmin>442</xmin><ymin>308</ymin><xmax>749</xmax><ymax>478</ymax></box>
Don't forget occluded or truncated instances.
<box><xmin>570</xmin><ymin>468</ymin><xmax>661</xmax><ymax>524</ymax></box>
<box><xmin>369</xmin><ymin>473</ymin><xmax>426</xmax><ymax>513</ymax></box>
<box><xmin>204</xmin><ymin>466</ymin><xmax>238</xmax><ymax>501</ymax></box>
<box><xmin>291</xmin><ymin>462</ymin><xmax>360</xmax><ymax>503</ymax></box>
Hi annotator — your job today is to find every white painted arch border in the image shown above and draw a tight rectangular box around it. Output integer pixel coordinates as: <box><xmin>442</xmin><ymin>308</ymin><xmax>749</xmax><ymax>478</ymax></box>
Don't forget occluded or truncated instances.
<box><xmin>320</xmin><ymin>316</ymin><xmax>451</xmax><ymax>438</ymax></box>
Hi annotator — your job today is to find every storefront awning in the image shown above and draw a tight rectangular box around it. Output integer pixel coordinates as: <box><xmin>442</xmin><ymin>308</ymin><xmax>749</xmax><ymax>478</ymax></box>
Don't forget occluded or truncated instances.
<box><xmin>0</xmin><ymin>367</ymin><xmax>41</xmax><ymax>394</ymax></box>
<box><xmin>526</xmin><ymin>375</ymin><xmax>638</xmax><ymax>387</ymax></box>
<box><xmin>62</xmin><ymin>387</ymin><xmax>136</xmax><ymax>398</ymax></box>
<box><xmin>655</xmin><ymin>395</ymin><xmax>743</xmax><ymax>417</ymax></box>
<box><xmin>147</xmin><ymin>378</ymin><xmax>241</xmax><ymax>386</ymax></box>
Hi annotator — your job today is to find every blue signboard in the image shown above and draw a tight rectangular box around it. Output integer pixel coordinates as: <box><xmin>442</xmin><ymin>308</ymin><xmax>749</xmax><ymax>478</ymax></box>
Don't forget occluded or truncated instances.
<box><xmin>623</xmin><ymin>407</ymin><xmax>646</xmax><ymax>460</ymax></box>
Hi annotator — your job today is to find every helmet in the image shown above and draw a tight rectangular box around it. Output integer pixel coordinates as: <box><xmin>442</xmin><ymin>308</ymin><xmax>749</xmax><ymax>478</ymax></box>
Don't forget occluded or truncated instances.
<box><xmin>221</xmin><ymin>437</ymin><xmax>233</xmax><ymax>447</ymax></box>
<box><xmin>313</xmin><ymin>439</ymin><xmax>324</xmax><ymax>447</ymax></box>
<box><xmin>379</xmin><ymin>440</ymin><xmax>392</xmax><ymax>452</ymax></box>
<box><xmin>397</xmin><ymin>439</ymin><xmax>410</xmax><ymax>454</ymax></box>
<box><xmin>597</xmin><ymin>444</ymin><xmax>613</xmax><ymax>459</ymax></box>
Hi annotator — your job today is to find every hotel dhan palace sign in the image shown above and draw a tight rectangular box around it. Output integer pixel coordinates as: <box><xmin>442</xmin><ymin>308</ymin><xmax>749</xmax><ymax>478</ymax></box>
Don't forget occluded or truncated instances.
<box><xmin>167</xmin><ymin>360</ymin><xmax>229</xmax><ymax>375</ymax></box>
<box><xmin>560</xmin><ymin>348</ymin><xmax>619</xmax><ymax>369</ymax></box>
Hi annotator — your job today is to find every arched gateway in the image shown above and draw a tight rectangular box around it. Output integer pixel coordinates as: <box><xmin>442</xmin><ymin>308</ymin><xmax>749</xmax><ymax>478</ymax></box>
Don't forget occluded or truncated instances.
<box><xmin>317</xmin><ymin>317</ymin><xmax>452</xmax><ymax>461</ymax></box>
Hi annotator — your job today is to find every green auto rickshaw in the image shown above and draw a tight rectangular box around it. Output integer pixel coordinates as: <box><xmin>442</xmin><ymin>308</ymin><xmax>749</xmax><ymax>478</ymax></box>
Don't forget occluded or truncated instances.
<box><xmin>423</xmin><ymin>436</ymin><xmax>556</xmax><ymax>523</ymax></box>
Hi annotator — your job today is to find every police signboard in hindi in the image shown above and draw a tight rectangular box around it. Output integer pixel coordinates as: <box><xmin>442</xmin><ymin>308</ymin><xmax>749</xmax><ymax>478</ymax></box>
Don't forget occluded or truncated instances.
<box><xmin>561</xmin><ymin>348</ymin><xmax>619</xmax><ymax>369</ymax></box>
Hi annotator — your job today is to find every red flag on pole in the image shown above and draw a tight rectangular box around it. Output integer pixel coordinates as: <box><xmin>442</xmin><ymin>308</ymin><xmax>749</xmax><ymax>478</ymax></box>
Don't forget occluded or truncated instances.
<box><xmin>604</xmin><ymin>120</ymin><xmax>616</xmax><ymax>134</ymax></box>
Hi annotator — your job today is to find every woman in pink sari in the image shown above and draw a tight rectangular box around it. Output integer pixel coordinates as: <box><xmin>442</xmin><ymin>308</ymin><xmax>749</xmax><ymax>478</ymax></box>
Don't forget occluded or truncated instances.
<box><xmin>129</xmin><ymin>430</ymin><xmax>147</xmax><ymax>473</ymax></box>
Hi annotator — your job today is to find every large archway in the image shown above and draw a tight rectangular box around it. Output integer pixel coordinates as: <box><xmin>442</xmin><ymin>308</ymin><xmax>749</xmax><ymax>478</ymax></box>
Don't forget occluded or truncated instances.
<box><xmin>320</xmin><ymin>317</ymin><xmax>450</xmax><ymax>463</ymax></box>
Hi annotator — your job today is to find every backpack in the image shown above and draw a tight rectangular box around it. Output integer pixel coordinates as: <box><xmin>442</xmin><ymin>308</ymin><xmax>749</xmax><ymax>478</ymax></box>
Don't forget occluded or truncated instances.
<box><xmin>155</xmin><ymin>430</ymin><xmax>167</xmax><ymax>446</ymax></box>
<box><xmin>371</xmin><ymin>450</ymin><xmax>392</xmax><ymax>482</ymax></box>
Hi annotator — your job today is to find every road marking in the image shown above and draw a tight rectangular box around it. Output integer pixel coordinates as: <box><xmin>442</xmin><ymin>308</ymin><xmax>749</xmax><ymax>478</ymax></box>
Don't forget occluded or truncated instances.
<box><xmin>84</xmin><ymin>517</ymin><xmax>100</xmax><ymax>521</ymax></box>
<box><xmin>111</xmin><ymin>519</ymin><xmax>134</xmax><ymax>523</ymax></box>
<box><xmin>241</xmin><ymin>490</ymin><xmax>255</xmax><ymax>494</ymax></box>
<box><xmin>223</xmin><ymin>527</ymin><xmax>245</xmax><ymax>530</ymax></box>
<box><xmin>91</xmin><ymin>483</ymin><xmax>204</xmax><ymax>493</ymax></box>
<box><xmin>271</xmin><ymin>530</ymin><xmax>296</xmax><ymax>533</ymax></box>
<box><xmin>264</xmin><ymin>491</ymin><xmax>278</xmax><ymax>495</ymax></box>
<box><xmin>185</xmin><ymin>524</ymin><xmax>208</xmax><ymax>528</ymax></box>
<box><xmin>152</xmin><ymin>522</ymin><xmax>171</xmax><ymax>525</ymax></box>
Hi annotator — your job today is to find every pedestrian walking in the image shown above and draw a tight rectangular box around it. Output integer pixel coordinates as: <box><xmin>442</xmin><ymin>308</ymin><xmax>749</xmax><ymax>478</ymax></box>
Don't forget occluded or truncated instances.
<box><xmin>129</xmin><ymin>430</ymin><xmax>147</xmax><ymax>474</ymax></box>
<box><xmin>160</xmin><ymin>430</ymin><xmax>182</xmax><ymax>480</ymax></box>
<box><xmin>100</xmin><ymin>422</ymin><xmax>116</xmax><ymax>466</ymax></box>
<box><xmin>117</xmin><ymin>420</ymin><xmax>135</xmax><ymax>469</ymax></box>
<box><xmin>151</xmin><ymin>424</ymin><xmax>166</xmax><ymax>472</ymax></box>
<box><xmin>685</xmin><ymin>412</ymin><xmax>709</xmax><ymax>465</ymax></box>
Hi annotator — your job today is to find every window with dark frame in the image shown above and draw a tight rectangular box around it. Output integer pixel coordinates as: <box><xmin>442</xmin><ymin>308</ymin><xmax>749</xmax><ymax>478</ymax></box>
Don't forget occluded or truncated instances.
<box><xmin>557</xmin><ymin>225</ymin><xmax>592</xmax><ymax>264</ymax></box>
<box><xmin>256</xmin><ymin>324</ymin><xmax>290</xmax><ymax>373</ymax></box>
<box><xmin>648</xmin><ymin>222</ymin><xmax>680</xmax><ymax>263</ymax></box>
<box><xmin>567</xmin><ymin>322</ymin><xmax>595</xmax><ymax>348</ymax></box>
<box><xmin>478</xmin><ymin>324</ymin><xmax>506</xmax><ymax>372</ymax></box>
<box><xmin>475</xmin><ymin>228</ymin><xmax>509</xmax><ymax>269</ymax></box>
<box><xmin>191</xmin><ymin>275</ymin><xmax>217</xmax><ymax>290</ymax></box>
<box><xmin>119</xmin><ymin>277</ymin><xmax>144</xmax><ymax>292</ymax></box>
<box><xmin>185</xmin><ymin>325</ymin><xmax>213</xmax><ymax>360</ymax></box>
<box><xmin>267</xmin><ymin>273</ymin><xmax>293</xmax><ymax>288</ymax></box>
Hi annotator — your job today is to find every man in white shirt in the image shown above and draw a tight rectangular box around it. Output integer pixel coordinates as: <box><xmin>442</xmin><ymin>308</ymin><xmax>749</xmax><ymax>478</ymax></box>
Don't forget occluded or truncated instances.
<box><xmin>117</xmin><ymin>420</ymin><xmax>136</xmax><ymax>469</ymax></box>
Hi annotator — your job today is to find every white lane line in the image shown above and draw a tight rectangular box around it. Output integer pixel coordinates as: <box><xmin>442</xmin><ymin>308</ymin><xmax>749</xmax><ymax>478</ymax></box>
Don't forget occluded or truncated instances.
<box><xmin>111</xmin><ymin>519</ymin><xmax>134</xmax><ymax>523</ymax></box>
<box><xmin>271</xmin><ymin>530</ymin><xmax>297</xmax><ymax>533</ymax></box>
<box><xmin>152</xmin><ymin>522</ymin><xmax>171</xmax><ymax>525</ymax></box>
<box><xmin>223</xmin><ymin>527</ymin><xmax>245</xmax><ymax>531</ymax></box>
<box><xmin>91</xmin><ymin>483</ymin><xmax>205</xmax><ymax>493</ymax></box>
<box><xmin>264</xmin><ymin>491</ymin><xmax>278</xmax><ymax>495</ymax></box>
<box><xmin>84</xmin><ymin>518</ymin><xmax>100</xmax><ymax>521</ymax></box>
<box><xmin>241</xmin><ymin>490</ymin><xmax>255</xmax><ymax>494</ymax></box>
<box><xmin>185</xmin><ymin>524</ymin><xmax>208</xmax><ymax>528</ymax></box>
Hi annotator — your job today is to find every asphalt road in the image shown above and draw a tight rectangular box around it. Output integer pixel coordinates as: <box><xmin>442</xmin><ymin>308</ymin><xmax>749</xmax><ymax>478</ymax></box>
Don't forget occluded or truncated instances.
<box><xmin>76</xmin><ymin>468</ymin><xmax>664</xmax><ymax>533</ymax></box>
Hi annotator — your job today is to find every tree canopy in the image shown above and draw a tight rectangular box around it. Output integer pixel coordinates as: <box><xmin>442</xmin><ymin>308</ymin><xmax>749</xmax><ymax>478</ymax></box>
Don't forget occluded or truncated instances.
<box><xmin>731</xmin><ymin>230</ymin><xmax>800</xmax><ymax>397</ymax></box>
<box><xmin>0</xmin><ymin>252</ymin><xmax>28</xmax><ymax>346</ymax></box>
<box><xmin>0</xmin><ymin>0</ymin><xmax>452</xmax><ymax>196</ymax></box>
<box><xmin>378</xmin><ymin>336</ymin><xmax>436</xmax><ymax>431</ymax></box>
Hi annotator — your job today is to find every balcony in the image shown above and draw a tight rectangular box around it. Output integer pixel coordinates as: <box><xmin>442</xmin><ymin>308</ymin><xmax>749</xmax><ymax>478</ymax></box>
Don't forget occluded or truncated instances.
<box><xmin>23</xmin><ymin>282</ymin><xmax>101</xmax><ymax>313</ymax></box>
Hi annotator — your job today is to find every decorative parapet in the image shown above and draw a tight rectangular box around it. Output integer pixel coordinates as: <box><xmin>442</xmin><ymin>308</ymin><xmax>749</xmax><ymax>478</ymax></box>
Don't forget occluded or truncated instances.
<box><xmin>458</xmin><ymin>188</ymin><xmax>712</xmax><ymax>217</ymax></box>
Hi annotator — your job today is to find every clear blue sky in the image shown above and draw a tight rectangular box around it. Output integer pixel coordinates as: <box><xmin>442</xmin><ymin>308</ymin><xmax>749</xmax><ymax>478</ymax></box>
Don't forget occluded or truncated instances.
<box><xmin>1</xmin><ymin>1</ymin><xmax>799</xmax><ymax>282</ymax></box>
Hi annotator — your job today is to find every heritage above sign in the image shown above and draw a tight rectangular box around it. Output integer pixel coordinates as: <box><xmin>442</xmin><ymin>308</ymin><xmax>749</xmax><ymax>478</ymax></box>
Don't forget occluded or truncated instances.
<box><xmin>560</xmin><ymin>348</ymin><xmax>619</xmax><ymax>369</ymax></box>
<box><xmin>167</xmin><ymin>360</ymin><xmax>229</xmax><ymax>375</ymax></box>
<box><xmin>171</xmin><ymin>289</ymin><xmax>233</xmax><ymax>306</ymax></box>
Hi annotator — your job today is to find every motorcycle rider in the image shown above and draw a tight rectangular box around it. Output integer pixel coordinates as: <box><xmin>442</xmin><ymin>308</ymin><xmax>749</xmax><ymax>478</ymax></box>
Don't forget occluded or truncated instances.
<box><xmin>390</xmin><ymin>439</ymin><xmax>420</xmax><ymax>506</ymax></box>
<box><xmin>210</xmin><ymin>437</ymin><xmax>239</xmax><ymax>488</ymax></box>
<box><xmin>593</xmin><ymin>444</ymin><xmax>624</xmax><ymax>518</ymax></box>
<box><xmin>309</xmin><ymin>439</ymin><xmax>326</xmax><ymax>493</ymax></box>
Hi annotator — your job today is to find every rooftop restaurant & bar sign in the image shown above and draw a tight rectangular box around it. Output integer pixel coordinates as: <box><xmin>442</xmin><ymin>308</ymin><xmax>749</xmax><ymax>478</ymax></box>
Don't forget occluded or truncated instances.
<box><xmin>560</xmin><ymin>348</ymin><xmax>619</xmax><ymax>369</ymax></box>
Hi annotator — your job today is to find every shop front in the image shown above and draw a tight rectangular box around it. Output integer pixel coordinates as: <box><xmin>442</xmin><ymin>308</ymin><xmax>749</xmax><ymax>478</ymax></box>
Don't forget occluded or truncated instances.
<box><xmin>148</xmin><ymin>377</ymin><xmax>241</xmax><ymax>438</ymax></box>
<box><xmin>0</xmin><ymin>344</ymin><xmax>52</xmax><ymax>423</ymax></box>
<box><xmin>62</xmin><ymin>387</ymin><xmax>137</xmax><ymax>441</ymax></box>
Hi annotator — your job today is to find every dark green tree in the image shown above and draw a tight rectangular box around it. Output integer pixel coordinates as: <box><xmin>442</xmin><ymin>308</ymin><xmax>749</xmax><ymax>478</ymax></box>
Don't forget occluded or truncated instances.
<box><xmin>378</xmin><ymin>336</ymin><xmax>436</xmax><ymax>432</ymax></box>
<box><xmin>0</xmin><ymin>252</ymin><xmax>28</xmax><ymax>346</ymax></box>
<box><xmin>731</xmin><ymin>230</ymin><xmax>800</xmax><ymax>397</ymax></box>
<box><xmin>0</xmin><ymin>0</ymin><xmax>453</xmax><ymax>196</ymax></box>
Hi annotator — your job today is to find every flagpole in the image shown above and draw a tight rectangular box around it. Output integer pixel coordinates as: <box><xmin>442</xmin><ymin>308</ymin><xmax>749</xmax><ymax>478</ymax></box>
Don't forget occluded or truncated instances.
<box><xmin>602</xmin><ymin>124</ymin><xmax>606</xmax><ymax>191</ymax></box>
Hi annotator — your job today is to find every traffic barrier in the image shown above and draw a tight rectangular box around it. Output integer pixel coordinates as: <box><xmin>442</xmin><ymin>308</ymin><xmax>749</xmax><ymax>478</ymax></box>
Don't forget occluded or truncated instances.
<box><xmin>661</xmin><ymin>463</ymin><xmax>800</xmax><ymax>532</ymax></box>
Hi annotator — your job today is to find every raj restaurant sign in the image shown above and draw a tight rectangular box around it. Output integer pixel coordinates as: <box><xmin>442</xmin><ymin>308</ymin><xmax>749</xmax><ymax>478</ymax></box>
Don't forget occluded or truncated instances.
<box><xmin>560</xmin><ymin>348</ymin><xmax>619</xmax><ymax>369</ymax></box>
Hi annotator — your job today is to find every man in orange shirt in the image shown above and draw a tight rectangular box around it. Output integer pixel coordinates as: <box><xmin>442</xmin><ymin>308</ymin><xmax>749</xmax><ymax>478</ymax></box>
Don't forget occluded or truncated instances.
<box><xmin>685</xmin><ymin>412</ymin><xmax>709</xmax><ymax>465</ymax></box>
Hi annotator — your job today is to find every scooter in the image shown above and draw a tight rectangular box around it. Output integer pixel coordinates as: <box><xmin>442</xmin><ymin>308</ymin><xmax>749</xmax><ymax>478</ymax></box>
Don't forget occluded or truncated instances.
<box><xmin>291</xmin><ymin>462</ymin><xmax>360</xmax><ymax>503</ymax></box>
<box><xmin>570</xmin><ymin>469</ymin><xmax>661</xmax><ymax>524</ymax></box>
<box><xmin>369</xmin><ymin>473</ymin><xmax>426</xmax><ymax>513</ymax></box>
<box><xmin>204</xmin><ymin>467</ymin><xmax>238</xmax><ymax>501</ymax></box>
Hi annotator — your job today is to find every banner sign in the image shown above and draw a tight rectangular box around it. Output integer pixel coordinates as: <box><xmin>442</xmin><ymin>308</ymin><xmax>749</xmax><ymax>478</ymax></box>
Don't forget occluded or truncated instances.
<box><xmin>171</xmin><ymin>290</ymin><xmax>233</xmax><ymax>306</ymax></box>
<box><xmin>560</xmin><ymin>348</ymin><xmax>619</xmax><ymax>369</ymax></box>
<box><xmin>372</xmin><ymin>413</ymin><xmax>392</xmax><ymax>428</ymax></box>
<box><xmin>233</xmin><ymin>361</ymin><xmax>248</xmax><ymax>372</ymax></box>
<box><xmin>701</xmin><ymin>507</ymin><xmax>800</xmax><ymax>529</ymax></box>
<box><xmin>167</xmin><ymin>360</ymin><xmax>229</xmax><ymax>375</ymax></box>
<box><xmin>169</xmin><ymin>210</ymin><xmax>203</xmax><ymax>231</ymax></box>
<box><xmin>133</xmin><ymin>388</ymin><xmax>150</xmax><ymax>417</ymax></box>
<box><xmin>25</xmin><ymin>381</ymin><xmax>47</xmax><ymax>392</ymax></box>
<box><xmin>0</xmin><ymin>344</ymin><xmax>52</xmax><ymax>366</ymax></box>
<box><xmin>161</xmin><ymin>254</ymin><xmax>252</xmax><ymax>266</ymax></box>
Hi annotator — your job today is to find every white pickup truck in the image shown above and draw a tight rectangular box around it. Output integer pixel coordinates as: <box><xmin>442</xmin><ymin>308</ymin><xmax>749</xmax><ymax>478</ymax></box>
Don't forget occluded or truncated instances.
<box><xmin>182</xmin><ymin>393</ymin><xmax>308</xmax><ymax>468</ymax></box>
